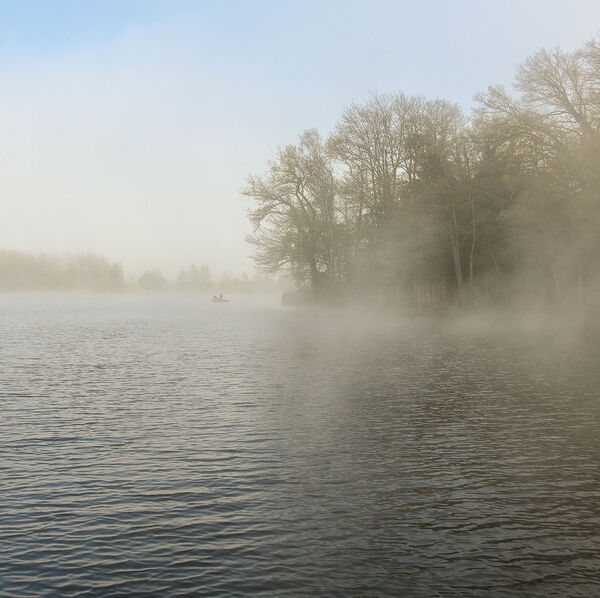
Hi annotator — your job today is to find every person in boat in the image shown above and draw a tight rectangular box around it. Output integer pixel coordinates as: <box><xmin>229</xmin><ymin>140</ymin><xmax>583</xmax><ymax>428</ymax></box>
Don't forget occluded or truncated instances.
<box><xmin>219</xmin><ymin>293</ymin><xmax>223</xmax><ymax>300</ymax></box>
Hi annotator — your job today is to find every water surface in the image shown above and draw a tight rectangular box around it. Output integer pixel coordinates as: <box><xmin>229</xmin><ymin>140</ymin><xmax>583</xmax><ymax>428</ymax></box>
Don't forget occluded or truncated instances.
<box><xmin>1</xmin><ymin>294</ymin><xmax>599</xmax><ymax>596</ymax></box>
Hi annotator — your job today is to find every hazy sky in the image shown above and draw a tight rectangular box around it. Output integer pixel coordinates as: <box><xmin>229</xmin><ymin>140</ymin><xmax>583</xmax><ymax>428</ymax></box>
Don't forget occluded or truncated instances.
<box><xmin>1</xmin><ymin>0</ymin><xmax>599</xmax><ymax>278</ymax></box>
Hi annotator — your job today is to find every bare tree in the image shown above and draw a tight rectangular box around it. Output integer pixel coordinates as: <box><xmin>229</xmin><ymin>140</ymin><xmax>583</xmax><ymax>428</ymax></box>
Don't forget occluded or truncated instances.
<box><xmin>243</xmin><ymin>130</ymin><xmax>338</xmax><ymax>292</ymax></box>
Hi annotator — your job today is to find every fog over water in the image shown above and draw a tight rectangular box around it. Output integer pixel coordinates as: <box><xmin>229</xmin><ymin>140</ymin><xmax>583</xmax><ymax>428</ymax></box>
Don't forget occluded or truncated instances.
<box><xmin>2</xmin><ymin>2</ymin><xmax>600</xmax><ymax>596</ymax></box>
<box><xmin>2</xmin><ymin>294</ymin><xmax>600</xmax><ymax>596</ymax></box>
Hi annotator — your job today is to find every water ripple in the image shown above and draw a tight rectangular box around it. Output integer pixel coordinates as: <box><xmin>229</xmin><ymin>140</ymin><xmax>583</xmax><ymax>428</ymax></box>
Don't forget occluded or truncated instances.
<box><xmin>1</xmin><ymin>294</ymin><xmax>599</xmax><ymax>596</ymax></box>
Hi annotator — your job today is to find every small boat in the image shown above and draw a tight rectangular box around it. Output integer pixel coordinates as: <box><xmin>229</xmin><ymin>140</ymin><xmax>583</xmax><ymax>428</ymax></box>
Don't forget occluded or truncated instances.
<box><xmin>211</xmin><ymin>294</ymin><xmax>229</xmax><ymax>303</ymax></box>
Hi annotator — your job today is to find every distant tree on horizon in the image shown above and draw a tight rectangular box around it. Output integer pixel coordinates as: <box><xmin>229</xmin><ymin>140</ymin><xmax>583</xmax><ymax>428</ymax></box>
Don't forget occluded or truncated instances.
<box><xmin>176</xmin><ymin>264</ymin><xmax>213</xmax><ymax>291</ymax></box>
<box><xmin>0</xmin><ymin>250</ymin><xmax>125</xmax><ymax>291</ymax></box>
<box><xmin>138</xmin><ymin>269</ymin><xmax>167</xmax><ymax>291</ymax></box>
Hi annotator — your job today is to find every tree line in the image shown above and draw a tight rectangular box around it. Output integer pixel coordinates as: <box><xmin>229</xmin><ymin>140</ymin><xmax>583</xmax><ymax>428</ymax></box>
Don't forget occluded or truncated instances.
<box><xmin>0</xmin><ymin>250</ymin><xmax>125</xmax><ymax>291</ymax></box>
<box><xmin>0</xmin><ymin>250</ymin><xmax>283</xmax><ymax>293</ymax></box>
<box><xmin>244</xmin><ymin>39</ymin><xmax>600</xmax><ymax>308</ymax></box>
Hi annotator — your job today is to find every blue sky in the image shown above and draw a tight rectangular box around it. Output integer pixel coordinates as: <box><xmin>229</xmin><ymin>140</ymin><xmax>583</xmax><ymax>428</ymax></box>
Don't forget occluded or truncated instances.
<box><xmin>1</xmin><ymin>1</ymin><xmax>599</xmax><ymax>276</ymax></box>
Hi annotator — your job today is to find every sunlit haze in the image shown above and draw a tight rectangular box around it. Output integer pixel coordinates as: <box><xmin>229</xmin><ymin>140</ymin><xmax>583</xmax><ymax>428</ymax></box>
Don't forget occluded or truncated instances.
<box><xmin>3</xmin><ymin>3</ymin><xmax>600</xmax><ymax>595</ymax></box>
<box><xmin>1</xmin><ymin>0</ymin><xmax>599</xmax><ymax>277</ymax></box>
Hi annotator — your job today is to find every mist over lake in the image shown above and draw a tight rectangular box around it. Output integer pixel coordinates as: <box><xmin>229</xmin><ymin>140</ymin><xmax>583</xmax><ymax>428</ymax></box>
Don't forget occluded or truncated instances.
<box><xmin>3</xmin><ymin>1</ymin><xmax>600</xmax><ymax>596</ymax></box>
<box><xmin>2</xmin><ymin>294</ymin><xmax>599</xmax><ymax>596</ymax></box>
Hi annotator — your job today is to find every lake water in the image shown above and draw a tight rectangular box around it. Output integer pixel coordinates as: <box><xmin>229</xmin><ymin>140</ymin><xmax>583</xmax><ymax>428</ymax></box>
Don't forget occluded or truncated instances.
<box><xmin>1</xmin><ymin>293</ymin><xmax>599</xmax><ymax>596</ymax></box>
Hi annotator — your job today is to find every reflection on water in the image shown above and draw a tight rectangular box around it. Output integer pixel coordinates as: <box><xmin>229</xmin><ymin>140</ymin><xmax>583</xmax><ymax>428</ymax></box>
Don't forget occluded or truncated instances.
<box><xmin>1</xmin><ymin>294</ymin><xmax>599</xmax><ymax>596</ymax></box>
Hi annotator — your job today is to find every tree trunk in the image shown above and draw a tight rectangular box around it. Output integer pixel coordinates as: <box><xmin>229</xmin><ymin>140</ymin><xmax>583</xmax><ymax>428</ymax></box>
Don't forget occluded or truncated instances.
<box><xmin>550</xmin><ymin>262</ymin><xmax>562</xmax><ymax>304</ymax></box>
<box><xmin>469</xmin><ymin>191</ymin><xmax>476</xmax><ymax>283</ymax></box>
<box><xmin>310</xmin><ymin>258</ymin><xmax>319</xmax><ymax>293</ymax></box>
<box><xmin>449</xmin><ymin>199</ymin><xmax>464</xmax><ymax>304</ymax></box>
<box><xmin>578</xmin><ymin>258</ymin><xmax>584</xmax><ymax>303</ymax></box>
<box><xmin>489</xmin><ymin>249</ymin><xmax>508</xmax><ymax>304</ymax></box>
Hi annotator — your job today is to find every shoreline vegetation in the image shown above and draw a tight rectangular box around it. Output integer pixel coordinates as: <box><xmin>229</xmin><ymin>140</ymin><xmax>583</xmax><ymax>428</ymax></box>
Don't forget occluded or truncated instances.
<box><xmin>245</xmin><ymin>38</ymin><xmax>600</xmax><ymax>313</ymax></box>
<box><xmin>1</xmin><ymin>248</ymin><xmax>598</xmax><ymax>334</ymax></box>
<box><xmin>0</xmin><ymin>250</ymin><xmax>285</xmax><ymax>294</ymax></box>
<box><xmin>3</xmin><ymin>39</ymin><xmax>598</xmax><ymax>317</ymax></box>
